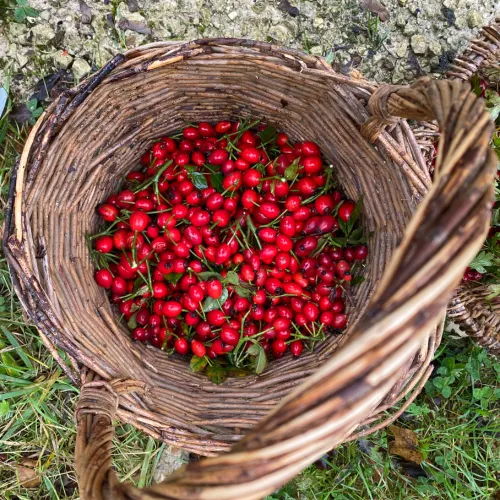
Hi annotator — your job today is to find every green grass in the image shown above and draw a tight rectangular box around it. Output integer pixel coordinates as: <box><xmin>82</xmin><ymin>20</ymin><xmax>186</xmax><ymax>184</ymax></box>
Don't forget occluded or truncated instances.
<box><xmin>0</xmin><ymin>88</ymin><xmax>499</xmax><ymax>500</ymax></box>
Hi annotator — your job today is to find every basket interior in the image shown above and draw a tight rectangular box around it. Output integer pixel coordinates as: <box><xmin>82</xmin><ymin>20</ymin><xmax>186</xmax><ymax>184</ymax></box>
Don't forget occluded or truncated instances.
<box><xmin>23</xmin><ymin>50</ymin><xmax>420</xmax><ymax>453</ymax></box>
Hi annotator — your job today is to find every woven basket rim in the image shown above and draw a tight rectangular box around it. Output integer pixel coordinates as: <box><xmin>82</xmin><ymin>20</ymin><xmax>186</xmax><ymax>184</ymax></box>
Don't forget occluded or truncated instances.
<box><xmin>444</xmin><ymin>18</ymin><xmax>500</xmax><ymax>355</ymax></box>
<box><xmin>4</xmin><ymin>37</ymin><xmax>497</xmax><ymax>499</ymax></box>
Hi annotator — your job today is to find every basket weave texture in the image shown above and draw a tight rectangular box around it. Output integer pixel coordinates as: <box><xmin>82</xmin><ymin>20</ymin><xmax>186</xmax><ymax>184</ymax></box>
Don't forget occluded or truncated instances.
<box><xmin>3</xmin><ymin>39</ymin><xmax>496</xmax><ymax>499</ymax></box>
<box><xmin>445</xmin><ymin>18</ymin><xmax>500</xmax><ymax>355</ymax></box>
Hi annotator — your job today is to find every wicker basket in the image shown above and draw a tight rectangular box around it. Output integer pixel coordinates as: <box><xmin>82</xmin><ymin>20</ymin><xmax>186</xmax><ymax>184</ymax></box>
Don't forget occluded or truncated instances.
<box><xmin>3</xmin><ymin>39</ymin><xmax>496</xmax><ymax>499</ymax></box>
<box><xmin>445</xmin><ymin>18</ymin><xmax>500</xmax><ymax>355</ymax></box>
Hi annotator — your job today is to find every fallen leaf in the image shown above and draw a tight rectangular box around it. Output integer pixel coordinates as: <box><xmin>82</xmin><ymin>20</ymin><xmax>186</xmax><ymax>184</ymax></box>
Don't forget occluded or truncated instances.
<box><xmin>388</xmin><ymin>425</ymin><xmax>423</xmax><ymax>464</ymax></box>
<box><xmin>9</xmin><ymin>103</ymin><xmax>32</xmax><ymax>125</ymax></box>
<box><xmin>277</xmin><ymin>0</ymin><xmax>300</xmax><ymax>17</ymax></box>
<box><xmin>31</xmin><ymin>69</ymin><xmax>71</xmax><ymax>102</ymax></box>
<box><xmin>17</xmin><ymin>459</ymin><xmax>40</xmax><ymax>488</ymax></box>
<box><xmin>397</xmin><ymin>460</ymin><xmax>428</xmax><ymax>478</ymax></box>
<box><xmin>359</xmin><ymin>0</ymin><xmax>390</xmax><ymax>21</ymax></box>
<box><xmin>118</xmin><ymin>18</ymin><xmax>152</xmax><ymax>35</ymax></box>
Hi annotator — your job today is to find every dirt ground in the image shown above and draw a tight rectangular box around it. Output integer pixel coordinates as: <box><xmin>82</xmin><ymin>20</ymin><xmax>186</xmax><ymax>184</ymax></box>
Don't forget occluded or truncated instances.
<box><xmin>0</xmin><ymin>0</ymin><xmax>498</xmax><ymax>104</ymax></box>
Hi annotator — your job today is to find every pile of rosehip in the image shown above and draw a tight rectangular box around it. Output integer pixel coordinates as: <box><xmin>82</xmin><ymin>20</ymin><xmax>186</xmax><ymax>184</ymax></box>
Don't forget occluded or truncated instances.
<box><xmin>91</xmin><ymin>120</ymin><xmax>368</xmax><ymax>377</ymax></box>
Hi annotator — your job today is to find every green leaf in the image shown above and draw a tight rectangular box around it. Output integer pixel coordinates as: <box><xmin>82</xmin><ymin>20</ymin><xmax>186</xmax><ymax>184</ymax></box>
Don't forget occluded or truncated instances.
<box><xmin>0</xmin><ymin>352</ymin><xmax>19</xmax><ymax>376</ymax></box>
<box><xmin>247</xmin><ymin>343</ymin><xmax>267</xmax><ymax>375</ymax></box>
<box><xmin>325</xmin><ymin>51</ymin><xmax>334</xmax><ymax>65</ymax></box>
<box><xmin>465</xmin><ymin>356</ymin><xmax>481</xmax><ymax>379</ymax></box>
<box><xmin>469</xmin><ymin>251</ymin><xmax>494</xmax><ymax>273</ymax></box>
<box><xmin>247</xmin><ymin>343</ymin><xmax>261</xmax><ymax>356</ymax></box>
<box><xmin>329</xmin><ymin>236</ymin><xmax>347</xmax><ymax>248</ymax></box>
<box><xmin>210</xmin><ymin>172</ymin><xmax>224</xmax><ymax>193</ymax></box>
<box><xmin>485</xmin><ymin>284</ymin><xmax>500</xmax><ymax>300</ymax></box>
<box><xmin>225</xmin><ymin>270</ymin><xmax>239</xmax><ymax>286</ymax></box>
<box><xmin>491</xmin><ymin>207</ymin><xmax>500</xmax><ymax>227</ymax></box>
<box><xmin>470</xmin><ymin>73</ymin><xmax>482</xmax><ymax>97</ymax></box>
<box><xmin>202</xmin><ymin>287</ymin><xmax>229</xmax><ymax>312</ymax></box>
<box><xmin>258</xmin><ymin>125</ymin><xmax>277</xmax><ymax>145</ymax></box>
<box><xmin>17</xmin><ymin>0</ymin><xmax>29</xmax><ymax>6</ymax></box>
<box><xmin>23</xmin><ymin>6</ymin><xmax>39</xmax><ymax>17</ymax></box>
<box><xmin>284</xmin><ymin>158</ymin><xmax>300</xmax><ymax>180</ymax></box>
<box><xmin>347</xmin><ymin>227</ymin><xmax>367</xmax><ymax>245</ymax></box>
<box><xmin>190</xmin><ymin>356</ymin><xmax>208</xmax><ymax>373</ymax></box>
<box><xmin>163</xmin><ymin>272</ymin><xmax>183</xmax><ymax>285</ymax></box>
<box><xmin>350</xmin><ymin>275</ymin><xmax>365</xmax><ymax>286</ymax></box>
<box><xmin>441</xmin><ymin>385</ymin><xmax>452</xmax><ymax>398</ymax></box>
<box><xmin>432</xmin><ymin>376</ymin><xmax>445</xmax><ymax>389</ymax></box>
<box><xmin>347</xmin><ymin>197</ymin><xmax>363</xmax><ymax>233</ymax></box>
<box><xmin>32</xmin><ymin>107</ymin><xmax>43</xmax><ymax>118</ymax></box>
<box><xmin>14</xmin><ymin>7</ymin><xmax>26</xmax><ymax>22</ymax></box>
<box><xmin>184</xmin><ymin>165</ymin><xmax>208</xmax><ymax>189</ymax></box>
<box><xmin>127</xmin><ymin>313</ymin><xmax>138</xmax><ymax>330</ymax></box>
<box><xmin>198</xmin><ymin>271</ymin><xmax>223</xmax><ymax>281</ymax></box>
<box><xmin>127</xmin><ymin>313</ymin><xmax>137</xmax><ymax>330</ymax></box>
<box><xmin>1</xmin><ymin>327</ymin><xmax>33</xmax><ymax>369</ymax></box>
<box><xmin>226</xmin><ymin>367</ymin><xmax>249</xmax><ymax>377</ymax></box>
<box><xmin>0</xmin><ymin>400</ymin><xmax>9</xmax><ymax>417</ymax></box>
<box><xmin>338</xmin><ymin>217</ymin><xmax>348</xmax><ymax>235</ymax></box>
<box><xmin>206</xmin><ymin>364</ymin><xmax>227</xmax><ymax>384</ymax></box>
<box><xmin>26</xmin><ymin>98</ymin><xmax>38</xmax><ymax>112</ymax></box>
<box><xmin>246</xmin><ymin>215</ymin><xmax>262</xmax><ymax>249</ymax></box>
<box><xmin>485</xmin><ymin>90</ymin><xmax>500</xmax><ymax>121</ymax></box>
<box><xmin>234</xmin><ymin>285</ymin><xmax>252</xmax><ymax>298</ymax></box>
<box><xmin>192</xmin><ymin>172</ymin><xmax>208</xmax><ymax>189</ymax></box>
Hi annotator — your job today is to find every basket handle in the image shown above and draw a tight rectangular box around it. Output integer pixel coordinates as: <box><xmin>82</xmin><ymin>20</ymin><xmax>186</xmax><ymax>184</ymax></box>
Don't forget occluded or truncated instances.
<box><xmin>74</xmin><ymin>78</ymin><xmax>496</xmax><ymax>500</ymax></box>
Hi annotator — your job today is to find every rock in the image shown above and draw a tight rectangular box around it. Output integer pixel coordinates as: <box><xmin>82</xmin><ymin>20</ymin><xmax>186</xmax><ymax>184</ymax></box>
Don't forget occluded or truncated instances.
<box><xmin>268</xmin><ymin>24</ymin><xmax>292</xmax><ymax>43</ymax></box>
<box><xmin>467</xmin><ymin>10</ymin><xmax>483</xmax><ymax>28</ymax></box>
<box><xmin>9</xmin><ymin>23</ymin><xmax>27</xmax><ymax>40</ymax></box>
<box><xmin>30</xmin><ymin>24</ymin><xmax>56</xmax><ymax>45</ymax></box>
<box><xmin>403</xmin><ymin>22</ymin><xmax>416</xmax><ymax>36</ymax></box>
<box><xmin>309</xmin><ymin>45</ymin><xmax>323</xmax><ymax>56</ymax></box>
<box><xmin>395</xmin><ymin>40</ymin><xmax>408</xmax><ymax>58</ymax></box>
<box><xmin>39</xmin><ymin>10</ymin><xmax>51</xmax><ymax>21</ymax></box>
<box><xmin>410</xmin><ymin>34</ymin><xmax>427</xmax><ymax>54</ymax></box>
<box><xmin>72</xmin><ymin>58</ymin><xmax>91</xmax><ymax>80</ymax></box>
<box><xmin>395</xmin><ymin>13</ymin><xmax>407</xmax><ymax>28</ymax></box>
<box><xmin>428</xmin><ymin>41</ymin><xmax>442</xmax><ymax>56</ymax></box>
<box><xmin>454</xmin><ymin>14</ymin><xmax>467</xmax><ymax>29</ymax></box>
<box><xmin>127</xmin><ymin>0</ymin><xmax>140</xmax><ymax>12</ymax></box>
<box><xmin>2</xmin><ymin>0</ymin><xmax>498</xmax><ymax>102</ymax></box>
<box><xmin>153</xmin><ymin>446</ymin><xmax>189</xmax><ymax>483</ymax></box>
<box><xmin>312</xmin><ymin>17</ymin><xmax>324</xmax><ymax>28</ymax></box>
<box><xmin>16</xmin><ymin>52</ymin><xmax>29</xmax><ymax>68</ymax></box>
<box><xmin>53</xmin><ymin>50</ymin><xmax>74</xmax><ymax>69</ymax></box>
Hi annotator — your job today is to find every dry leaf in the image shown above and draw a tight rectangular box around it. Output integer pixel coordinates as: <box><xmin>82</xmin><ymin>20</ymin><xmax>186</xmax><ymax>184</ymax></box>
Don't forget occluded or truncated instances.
<box><xmin>388</xmin><ymin>425</ymin><xmax>423</xmax><ymax>464</ymax></box>
<box><xmin>17</xmin><ymin>458</ymin><xmax>40</xmax><ymax>488</ymax></box>
<box><xmin>118</xmin><ymin>18</ymin><xmax>152</xmax><ymax>35</ymax></box>
<box><xmin>359</xmin><ymin>0</ymin><xmax>390</xmax><ymax>21</ymax></box>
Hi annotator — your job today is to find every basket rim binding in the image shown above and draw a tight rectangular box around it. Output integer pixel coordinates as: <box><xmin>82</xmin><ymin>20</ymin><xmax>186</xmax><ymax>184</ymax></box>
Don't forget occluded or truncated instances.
<box><xmin>2</xmin><ymin>39</ymin><xmax>495</xmax><ymax>474</ymax></box>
